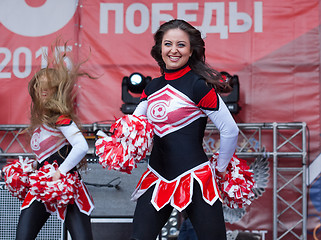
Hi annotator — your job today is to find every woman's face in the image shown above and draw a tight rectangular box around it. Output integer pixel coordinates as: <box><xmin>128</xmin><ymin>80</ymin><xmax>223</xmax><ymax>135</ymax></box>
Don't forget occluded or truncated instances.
<box><xmin>37</xmin><ymin>76</ymin><xmax>54</xmax><ymax>101</ymax></box>
<box><xmin>161</xmin><ymin>28</ymin><xmax>192</xmax><ymax>70</ymax></box>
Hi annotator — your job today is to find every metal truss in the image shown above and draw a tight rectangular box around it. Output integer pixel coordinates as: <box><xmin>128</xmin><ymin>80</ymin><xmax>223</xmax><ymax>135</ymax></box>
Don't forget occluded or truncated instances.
<box><xmin>204</xmin><ymin>122</ymin><xmax>307</xmax><ymax>240</ymax></box>
<box><xmin>0</xmin><ymin>122</ymin><xmax>307</xmax><ymax>240</ymax></box>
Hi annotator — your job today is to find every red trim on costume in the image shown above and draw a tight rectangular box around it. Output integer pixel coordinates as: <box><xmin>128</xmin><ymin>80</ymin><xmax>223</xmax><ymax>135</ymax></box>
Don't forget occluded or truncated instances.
<box><xmin>153</xmin><ymin>180</ymin><xmax>178</xmax><ymax>209</ymax></box>
<box><xmin>56</xmin><ymin>116</ymin><xmax>72</xmax><ymax>126</ymax></box>
<box><xmin>46</xmin><ymin>203</ymin><xmax>56</xmax><ymax>214</ymax></box>
<box><xmin>140</xmin><ymin>171</ymin><xmax>158</xmax><ymax>190</ymax></box>
<box><xmin>57</xmin><ymin>207</ymin><xmax>67</xmax><ymax>220</ymax></box>
<box><xmin>21</xmin><ymin>192</ymin><xmax>36</xmax><ymax>209</ymax></box>
<box><xmin>194</xmin><ymin>164</ymin><xmax>221</xmax><ymax>203</ymax></box>
<box><xmin>75</xmin><ymin>181</ymin><xmax>95</xmax><ymax>215</ymax></box>
<box><xmin>31</xmin><ymin>125</ymin><xmax>67</xmax><ymax>163</ymax></box>
<box><xmin>140</xmin><ymin>90</ymin><xmax>148</xmax><ymax>100</ymax></box>
<box><xmin>147</xmin><ymin>85</ymin><xmax>206</xmax><ymax>137</ymax></box>
<box><xmin>173</xmin><ymin>174</ymin><xmax>192</xmax><ymax>209</ymax></box>
<box><xmin>131</xmin><ymin>163</ymin><xmax>221</xmax><ymax>212</ymax></box>
<box><xmin>21</xmin><ymin>180</ymin><xmax>94</xmax><ymax>221</ymax></box>
<box><xmin>42</xmin><ymin>124</ymin><xmax>60</xmax><ymax>133</ymax></box>
<box><xmin>165</xmin><ymin>66</ymin><xmax>191</xmax><ymax>80</ymax></box>
<box><xmin>196</xmin><ymin>88</ymin><xmax>218</xmax><ymax>109</ymax></box>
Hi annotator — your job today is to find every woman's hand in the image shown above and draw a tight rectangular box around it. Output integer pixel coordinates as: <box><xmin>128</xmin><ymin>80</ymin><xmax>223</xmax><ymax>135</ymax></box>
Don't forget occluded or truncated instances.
<box><xmin>52</xmin><ymin>169</ymin><xmax>61</xmax><ymax>181</ymax></box>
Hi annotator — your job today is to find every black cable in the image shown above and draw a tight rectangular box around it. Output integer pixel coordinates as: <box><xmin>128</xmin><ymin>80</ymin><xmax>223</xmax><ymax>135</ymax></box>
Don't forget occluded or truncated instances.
<box><xmin>84</xmin><ymin>177</ymin><xmax>121</xmax><ymax>190</ymax></box>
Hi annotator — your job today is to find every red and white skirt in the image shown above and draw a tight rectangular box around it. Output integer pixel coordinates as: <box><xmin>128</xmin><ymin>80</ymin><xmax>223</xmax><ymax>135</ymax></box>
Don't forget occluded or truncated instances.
<box><xmin>131</xmin><ymin>162</ymin><xmax>222</xmax><ymax>212</ymax></box>
<box><xmin>21</xmin><ymin>180</ymin><xmax>94</xmax><ymax>221</ymax></box>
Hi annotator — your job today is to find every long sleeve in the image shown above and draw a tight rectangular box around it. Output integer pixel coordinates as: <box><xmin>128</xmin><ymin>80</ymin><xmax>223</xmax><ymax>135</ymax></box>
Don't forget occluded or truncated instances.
<box><xmin>57</xmin><ymin>122</ymin><xmax>89</xmax><ymax>174</ymax></box>
<box><xmin>203</xmin><ymin>95</ymin><xmax>239</xmax><ymax>172</ymax></box>
<box><xmin>133</xmin><ymin>100</ymin><xmax>148</xmax><ymax>116</ymax></box>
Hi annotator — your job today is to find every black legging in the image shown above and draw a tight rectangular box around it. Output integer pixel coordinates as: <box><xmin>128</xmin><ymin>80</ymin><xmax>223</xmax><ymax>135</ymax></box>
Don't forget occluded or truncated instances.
<box><xmin>15</xmin><ymin>200</ymin><xmax>93</xmax><ymax>240</ymax></box>
<box><xmin>131</xmin><ymin>181</ymin><xmax>227</xmax><ymax>240</ymax></box>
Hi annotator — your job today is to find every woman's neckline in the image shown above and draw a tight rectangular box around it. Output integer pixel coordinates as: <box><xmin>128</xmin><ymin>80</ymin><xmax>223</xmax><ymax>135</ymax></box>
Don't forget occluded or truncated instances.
<box><xmin>164</xmin><ymin>64</ymin><xmax>191</xmax><ymax>80</ymax></box>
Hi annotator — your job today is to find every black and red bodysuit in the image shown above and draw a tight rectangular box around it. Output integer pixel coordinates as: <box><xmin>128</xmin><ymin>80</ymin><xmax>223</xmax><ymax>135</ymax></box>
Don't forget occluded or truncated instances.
<box><xmin>132</xmin><ymin>64</ymin><xmax>239</xmax><ymax>212</ymax></box>
<box><xmin>21</xmin><ymin>117</ymin><xmax>94</xmax><ymax>219</ymax></box>
<box><xmin>16</xmin><ymin>117</ymin><xmax>94</xmax><ymax>240</ymax></box>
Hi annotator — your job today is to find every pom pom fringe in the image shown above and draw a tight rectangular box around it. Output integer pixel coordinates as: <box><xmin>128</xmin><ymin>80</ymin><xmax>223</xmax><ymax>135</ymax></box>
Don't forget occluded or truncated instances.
<box><xmin>3</xmin><ymin>156</ymin><xmax>36</xmax><ymax>200</ymax></box>
<box><xmin>211</xmin><ymin>154</ymin><xmax>255</xmax><ymax>208</ymax></box>
<box><xmin>29</xmin><ymin>161</ymin><xmax>81</xmax><ymax>208</ymax></box>
<box><xmin>95</xmin><ymin>115</ymin><xmax>154</xmax><ymax>174</ymax></box>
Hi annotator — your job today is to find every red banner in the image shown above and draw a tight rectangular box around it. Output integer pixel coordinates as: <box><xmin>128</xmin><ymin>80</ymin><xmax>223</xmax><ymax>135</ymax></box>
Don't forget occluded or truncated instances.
<box><xmin>0</xmin><ymin>1</ymin><xmax>320</xmax><ymax>239</ymax></box>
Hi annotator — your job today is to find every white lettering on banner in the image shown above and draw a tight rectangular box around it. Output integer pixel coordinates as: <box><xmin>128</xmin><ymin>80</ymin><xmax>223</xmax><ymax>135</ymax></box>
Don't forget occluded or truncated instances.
<box><xmin>0</xmin><ymin>0</ymin><xmax>77</xmax><ymax>37</ymax></box>
<box><xmin>126</xmin><ymin>3</ymin><xmax>150</xmax><ymax>34</ymax></box>
<box><xmin>151</xmin><ymin>3</ymin><xmax>174</xmax><ymax>33</ymax></box>
<box><xmin>100</xmin><ymin>3</ymin><xmax>124</xmax><ymax>34</ymax></box>
<box><xmin>254</xmin><ymin>1</ymin><xmax>263</xmax><ymax>32</ymax></box>
<box><xmin>253</xmin><ymin>230</ymin><xmax>268</xmax><ymax>240</ymax></box>
<box><xmin>0</xmin><ymin>46</ymin><xmax>73</xmax><ymax>79</ymax></box>
<box><xmin>55</xmin><ymin>46</ymin><xmax>73</xmax><ymax>70</ymax></box>
<box><xmin>200</xmin><ymin>2</ymin><xmax>228</xmax><ymax>39</ymax></box>
<box><xmin>99</xmin><ymin>2</ymin><xmax>263</xmax><ymax>39</ymax></box>
<box><xmin>12</xmin><ymin>47</ymin><xmax>32</xmax><ymax>79</ymax></box>
<box><xmin>229</xmin><ymin>2</ymin><xmax>263</xmax><ymax>33</ymax></box>
<box><xmin>177</xmin><ymin>3</ymin><xmax>198</xmax><ymax>22</ymax></box>
<box><xmin>35</xmin><ymin>47</ymin><xmax>49</xmax><ymax>69</ymax></box>
<box><xmin>246</xmin><ymin>230</ymin><xmax>268</xmax><ymax>240</ymax></box>
<box><xmin>229</xmin><ymin>2</ymin><xmax>252</xmax><ymax>33</ymax></box>
<box><xmin>227</xmin><ymin>230</ymin><xmax>268</xmax><ymax>240</ymax></box>
<box><xmin>0</xmin><ymin>48</ymin><xmax>12</xmax><ymax>78</ymax></box>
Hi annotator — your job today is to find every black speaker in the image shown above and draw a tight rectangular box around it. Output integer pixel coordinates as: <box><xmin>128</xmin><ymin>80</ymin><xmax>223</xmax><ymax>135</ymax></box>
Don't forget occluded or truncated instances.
<box><xmin>78</xmin><ymin>161</ymin><xmax>147</xmax><ymax>239</ymax></box>
<box><xmin>81</xmin><ymin>161</ymin><xmax>148</xmax><ymax>218</ymax></box>
<box><xmin>80</xmin><ymin>161</ymin><xmax>181</xmax><ymax>239</ymax></box>
<box><xmin>0</xmin><ymin>182</ymin><xmax>63</xmax><ymax>240</ymax></box>
<box><xmin>91</xmin><ymin>218</ymin><xmax>133</xmax><ymax>239</ymax></box>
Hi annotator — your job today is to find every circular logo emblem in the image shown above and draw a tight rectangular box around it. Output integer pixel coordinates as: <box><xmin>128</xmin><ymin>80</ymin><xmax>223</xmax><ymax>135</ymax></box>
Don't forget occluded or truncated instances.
<box><xmin>30</xmin><ymin>132</ymin><xmax>40</xmax><ymax>151</ymax></box>
<box><xmin>149</xmin><ymin>101</ymin><xmax>168</xmax><ymax>122</ymax></box>
<box><xmin>0</xmin><ymin>0</ymin><xmax>77</xmax><ymax>37</ymax></box>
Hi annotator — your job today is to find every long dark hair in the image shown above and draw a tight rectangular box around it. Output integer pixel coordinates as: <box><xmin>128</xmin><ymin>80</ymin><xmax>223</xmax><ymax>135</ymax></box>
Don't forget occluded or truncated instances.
<box><xmin>151</xmin><ymin>19</ymin><xmax>231</xmax><ymax>93</ymax></box>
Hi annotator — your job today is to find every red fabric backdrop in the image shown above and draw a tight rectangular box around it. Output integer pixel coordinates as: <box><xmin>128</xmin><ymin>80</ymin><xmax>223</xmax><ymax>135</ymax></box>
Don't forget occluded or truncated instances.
<box><xmin>0</xmin><ymin>0</ymin><xmax>320</xmax><ymax>239</ymax></box>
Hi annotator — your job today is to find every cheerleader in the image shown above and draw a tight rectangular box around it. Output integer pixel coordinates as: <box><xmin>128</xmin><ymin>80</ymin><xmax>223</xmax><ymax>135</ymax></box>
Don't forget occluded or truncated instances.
<box><xmin>130</xmin><ymin>19</ymin><xmax>239</xmax><ymax>240</ymax></box>
<box><xmin>15</xmin><ymin>42</ymin><xmax>94</xmax><ymax>240</ymax></box>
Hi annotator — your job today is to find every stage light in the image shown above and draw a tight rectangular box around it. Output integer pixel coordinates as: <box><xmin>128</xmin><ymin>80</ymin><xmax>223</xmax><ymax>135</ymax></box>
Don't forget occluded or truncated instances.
<box><xmin>220</xmin><ymin>71</ymin><xmax>241</xmax><ymax>114</ymax></box>
<box><xmin>121</xmin><ymin>73</ymin><xmax>151</xmax><ymax>114</ymax></box>
<box><xmin>160</xmin><ymin>209</ymin><xmax>180</xmax><ymax>239</ymax></box>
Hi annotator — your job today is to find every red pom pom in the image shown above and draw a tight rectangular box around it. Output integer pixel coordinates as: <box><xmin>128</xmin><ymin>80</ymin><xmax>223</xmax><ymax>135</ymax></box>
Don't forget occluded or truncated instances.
<box><xmin>3</xmin><ymin>156</ymin><xmax>36</xmax><ymax>200</ymax></box>
<box><xmin>95</xmin><ymin>115</ymin><xmax>154</xmax><ymax>174</ymax></box>
<box><xmin>29</xmin><ymin>161</ymin><xmax>81</xmax><ymax>208</ymax></box>
<box><xmin>211</xmin><ymin>154</ymin><xmax>255</xmax><ymax>208</ymax></box>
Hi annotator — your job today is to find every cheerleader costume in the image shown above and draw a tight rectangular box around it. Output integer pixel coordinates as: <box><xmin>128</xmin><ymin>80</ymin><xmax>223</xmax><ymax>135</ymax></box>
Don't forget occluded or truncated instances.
<box><xmin>16</xmin><ymin>116</ymin><xmax>94</xmax><ymax>240</ymax></box>
<box><xmin>131</xmin><ymin>64</ymin><xmax>239</xmax><ymax>240</ymax></box>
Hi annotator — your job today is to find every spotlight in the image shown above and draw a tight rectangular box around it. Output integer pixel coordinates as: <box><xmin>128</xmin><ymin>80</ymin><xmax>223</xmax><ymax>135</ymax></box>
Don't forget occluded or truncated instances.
<box><xmin>220</xmin><ymin>71</ymin><xmax>241</xmax><ymax>114</ymax></box>
<box><xmin>159</xmin><ymin>209</ymin><xmax>180</xmax><ymax>239</ymax></box>
<box><xmin>121</xmin><ymin>73</ymin><xmax>151</xmax><ymax>114</ymax></box>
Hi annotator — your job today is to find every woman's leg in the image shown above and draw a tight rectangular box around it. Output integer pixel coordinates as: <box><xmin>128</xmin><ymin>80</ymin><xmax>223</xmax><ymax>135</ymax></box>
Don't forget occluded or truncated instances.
<box><xmin>185</xmin><ymin>182</ymin><xmax>227</xmax><ymax>240</ymax></box>
<box><xmin>16</xmin><ymin>200</ymin><xmax>51</xmax><ymax>240</ymax></box>
<box><xmin>64</xmin><ymin>203</ymin><xmax>93</xmax><ymax>240</ymax></box>
<box><xmin>131</xmin><ymin>186</ymin><xmax>173</xmax><ymax>240</ymax></box>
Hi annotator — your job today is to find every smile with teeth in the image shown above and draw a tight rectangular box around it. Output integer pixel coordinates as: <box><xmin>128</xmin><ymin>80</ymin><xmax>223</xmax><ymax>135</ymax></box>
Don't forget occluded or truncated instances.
<box><xmin>169</xmin><ymin>56</ymin><xmax>181</xmax><ymax>62</ymax></box>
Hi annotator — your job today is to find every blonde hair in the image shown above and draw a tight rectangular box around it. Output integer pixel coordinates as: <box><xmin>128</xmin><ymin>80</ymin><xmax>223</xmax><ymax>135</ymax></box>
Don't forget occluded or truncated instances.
<box><xmin>28</xmin><ymin>41</ymin><xmax>89</xmax><ymax>130</ymax></box>
<box><xmin>27</xmin><ymin>40</ymin><xmax>93</xmax><ymax>170</ymax></box>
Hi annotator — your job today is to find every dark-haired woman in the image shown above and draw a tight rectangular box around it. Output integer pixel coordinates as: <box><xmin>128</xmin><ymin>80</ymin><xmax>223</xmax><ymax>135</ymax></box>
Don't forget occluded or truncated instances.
<box><xmin>131</xmin><ymin>19</ymin><xmax>239</xmax><ymax>240</ymax></box>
